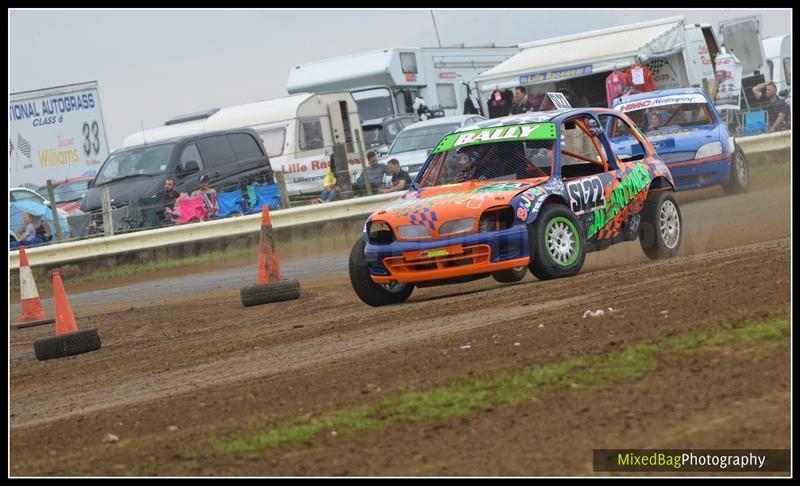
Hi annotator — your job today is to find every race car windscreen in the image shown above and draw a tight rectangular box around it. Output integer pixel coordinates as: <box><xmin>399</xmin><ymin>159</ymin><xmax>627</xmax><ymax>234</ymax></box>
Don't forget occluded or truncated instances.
<box><xmin>614</xmin><ymin>102</ymin><xmax>715</xmax><ymax>137</ymax></box>
<box><xmin>417</xmin><ymin>123</ymin><xmax>556</xmax><ymax>188</ymax></box>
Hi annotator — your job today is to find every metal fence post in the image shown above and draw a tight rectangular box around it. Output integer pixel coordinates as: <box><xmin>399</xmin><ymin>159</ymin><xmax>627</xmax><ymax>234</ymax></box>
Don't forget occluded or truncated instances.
<box><xmin>354</xmin><ymin>129</ymin><xmax>372</xmax><ymax>197</ymax></box>
<box><xmin>274</xmin><ymin>171</ymin><xmax>291</xmax><ymax>209</ymax></box>
<box><xmin>101</xmin><ymin>186</ymin><xmax>114</xmax><ymax>237</ymax></box>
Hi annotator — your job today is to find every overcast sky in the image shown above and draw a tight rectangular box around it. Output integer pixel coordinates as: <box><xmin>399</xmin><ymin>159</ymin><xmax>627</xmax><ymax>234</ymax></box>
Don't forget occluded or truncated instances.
<box><xmin>9</xmin><ymin>9</ymin><xmax>791</xmax><ymax>149</ymax></box>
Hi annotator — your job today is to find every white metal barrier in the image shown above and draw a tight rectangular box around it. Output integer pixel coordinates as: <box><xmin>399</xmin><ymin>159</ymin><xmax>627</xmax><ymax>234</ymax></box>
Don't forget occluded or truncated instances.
<box><xmin>9</xmin><ymin>192</ymin><xmax>403</xmax><ymax>270</ymax></box>
<box><xmin>736</xmin><ymin>131</ymin><xmax>791</xmax><ymax>157</ymax></box>
<box><xmin>10</xmin><ymin>131</ymin><xmax>791</xmax><ymax>270</ymax></box>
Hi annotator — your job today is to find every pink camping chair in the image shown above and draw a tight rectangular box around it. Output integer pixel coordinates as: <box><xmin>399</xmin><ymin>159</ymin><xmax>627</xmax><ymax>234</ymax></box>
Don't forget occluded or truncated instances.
<box><xmin>167</xmin><ymin>195</ymin><xmax>208</xmax><ymax>224</ymax></box>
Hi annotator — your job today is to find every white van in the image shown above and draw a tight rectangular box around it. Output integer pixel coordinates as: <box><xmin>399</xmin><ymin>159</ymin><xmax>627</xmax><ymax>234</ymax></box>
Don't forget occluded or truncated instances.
<box><xmin>763</xmin><ymin>34</ymin><xmax>791</xmax><ymax>97</ymax></box>
<box><xmin>122</xmin><ymin>92</ymin><xmax>365</xmax><ymax>195</ymax></box>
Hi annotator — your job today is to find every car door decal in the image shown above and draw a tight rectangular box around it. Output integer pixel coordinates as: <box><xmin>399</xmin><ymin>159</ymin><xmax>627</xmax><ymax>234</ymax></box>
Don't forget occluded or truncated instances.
<box><xmin>567</xmin><ymin>176</ymin><xmax>605</xmax><ymax>215</ymax></box>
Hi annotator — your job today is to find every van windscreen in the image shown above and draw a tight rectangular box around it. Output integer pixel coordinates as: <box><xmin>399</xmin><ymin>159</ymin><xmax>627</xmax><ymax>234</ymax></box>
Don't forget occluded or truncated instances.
<box><xmin>94</xmin><ymin>144</ymin><xmax>176</xmax><ymax>186</ymax></box>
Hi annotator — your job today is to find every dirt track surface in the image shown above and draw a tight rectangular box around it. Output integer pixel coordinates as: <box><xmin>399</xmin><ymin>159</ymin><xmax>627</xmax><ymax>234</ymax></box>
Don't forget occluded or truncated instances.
<box><xmin>10</xmin><ymin>180</ymin><xmax>791</xmax><ymax>476</ymax></box>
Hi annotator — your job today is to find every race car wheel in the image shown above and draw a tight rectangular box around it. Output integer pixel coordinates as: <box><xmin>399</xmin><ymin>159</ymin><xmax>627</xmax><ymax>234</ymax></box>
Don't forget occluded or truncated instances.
<box><xmin>34</xmin><ymin>328</ymin><xmax>101</xmax><ymax>361</ymax></box>
<box><xmin>492</xmin><ymin>266</ymin><xmax>528</xmax><ymax>283</ymax></box>
<box><xmin>240</xmin><ymin>279</ymin><xmax>301</xmax><ymax>307</ymax></box>
<box><xmin>349</xmin><ymin>238</ymin><xmax>414</xmax><ymax>307</ymax></box>
<box><xmin>723</xmin><ymin>149</ymin><xmax>749</xmax><ymax>194</ymax></box>
<box><xmin>528</xmin><ymin>204</ymin><xmax>586</xmax><ymax>280</ymax></box>
<box><xmin>639</xmin><ymin>191</ymin><xmax>682</xmax><ymax>260</ymax></box>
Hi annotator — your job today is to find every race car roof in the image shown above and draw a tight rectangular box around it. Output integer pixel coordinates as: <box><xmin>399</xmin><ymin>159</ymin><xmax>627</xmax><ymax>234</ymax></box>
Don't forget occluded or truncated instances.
<box><xmin>467</xmin><ymin>109</ymin><xmax>587</xmax><ymax>129</ymax></box>
<box><xmin>613</xmin><ymin>87</ymin><xmax>706</xmax><ymax>105</ymax></box>
<box><xmin>475</xmin><ymin>16</ymin><xmax>686</xmax><ymax>92</ymax></box>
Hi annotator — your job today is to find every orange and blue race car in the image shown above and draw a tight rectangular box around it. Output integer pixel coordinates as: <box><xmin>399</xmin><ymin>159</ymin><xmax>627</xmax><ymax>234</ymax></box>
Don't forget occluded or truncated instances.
<box><xmin>349</xmin><ymin>108</ymin><xmax>684</xmax><ymax>306</ymax></box>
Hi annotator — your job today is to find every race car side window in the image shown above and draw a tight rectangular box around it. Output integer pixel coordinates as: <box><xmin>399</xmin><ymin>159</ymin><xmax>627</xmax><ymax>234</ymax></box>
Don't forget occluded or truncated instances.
<box><xmin>560</xmin><ymin>116</ymin><xmax>610</xmax><ymax>179</ymax></box>
<box><xmin>604</xmin><ymin>113</ymin><xmax>648</xmax><ymax>163</ymax></box>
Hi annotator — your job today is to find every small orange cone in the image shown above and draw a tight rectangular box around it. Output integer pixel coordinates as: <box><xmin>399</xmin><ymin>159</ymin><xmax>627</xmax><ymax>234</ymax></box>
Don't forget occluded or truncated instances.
<box><xmin>52</xmin><ymin>272</ymin><xmax>78</xmax><ymax>335</ymax></box>
<box><xmin>18</xmin><ymin>246</ymin><xmax>47</xmax><ymax>322</ymax></box>
<box><xmin>257</xmin><ymin>205</ymin><xmax>284</xmax><ymax>284</ymax></box>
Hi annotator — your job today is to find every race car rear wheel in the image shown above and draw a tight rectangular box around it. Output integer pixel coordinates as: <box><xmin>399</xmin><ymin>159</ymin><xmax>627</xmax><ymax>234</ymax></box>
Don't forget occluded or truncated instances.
<box><xmin>492</xmin><ymin>266</ymin><xmax>528</xmax><ymax>283</ymax></box>
<box><xmin>349</xmin><ymin>238</ymin><xmax>414</xmax><ymax>306</ymax></box>
<box><xmin>639</xmin><ymin>191</ymin><xmax>682</xmax><ymax>260</ymax></box>
<box><xmin>723</xmin><ymin>149</ymin><xmax>749</xmax><ymax>194</ymax></box>
<box><xmin>528</xmin><ymin>204</ymin><xmax>586</xmax><ymax>280</ymax></box>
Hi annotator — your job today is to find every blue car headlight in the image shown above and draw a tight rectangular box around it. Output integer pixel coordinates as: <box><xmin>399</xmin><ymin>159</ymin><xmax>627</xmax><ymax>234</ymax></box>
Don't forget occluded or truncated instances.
<box><xmin>695</xmin><ymin>141</ymin><xmax>723</xmax><ymax>159</ymax></box>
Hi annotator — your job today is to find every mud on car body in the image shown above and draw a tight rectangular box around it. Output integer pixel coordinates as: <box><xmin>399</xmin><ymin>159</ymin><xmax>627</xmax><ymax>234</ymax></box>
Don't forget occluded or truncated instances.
<box><xmin>349</xmin><ymin>108</ymin><xmax>684</xmax><ymax>306</ymax></box>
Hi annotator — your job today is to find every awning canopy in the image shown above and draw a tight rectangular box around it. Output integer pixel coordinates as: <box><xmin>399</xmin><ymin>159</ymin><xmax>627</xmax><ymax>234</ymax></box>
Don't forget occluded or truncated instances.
<box><xmin>475</xmin><ymin>16</ymin><xmax>686</xmax><ymax>92</ymax></box>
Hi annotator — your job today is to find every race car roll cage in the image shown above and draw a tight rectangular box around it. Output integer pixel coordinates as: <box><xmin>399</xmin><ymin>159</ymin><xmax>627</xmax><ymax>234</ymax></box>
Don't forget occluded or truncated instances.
<box><xmin>411</xmin><ymin>108</ymin><xmax>655</xmax><ymax>189</ymax></box>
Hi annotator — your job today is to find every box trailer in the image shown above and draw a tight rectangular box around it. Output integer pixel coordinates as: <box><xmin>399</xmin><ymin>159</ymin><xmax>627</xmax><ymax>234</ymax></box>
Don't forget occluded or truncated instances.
<box><xmin>286</xmin><ymin>46</ymin><xmax>520</xmax><ymax>124</ymax></box>
<box><xmin>123</xmin><ymin>92</ymin><xmax>363</xmax><ymax>195</ymax></box>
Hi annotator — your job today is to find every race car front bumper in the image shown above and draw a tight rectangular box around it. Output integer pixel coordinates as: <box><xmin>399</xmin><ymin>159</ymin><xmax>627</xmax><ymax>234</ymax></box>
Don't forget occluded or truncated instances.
<box><xmin>366</xmin><ymin>224</ymin><xmax>530</xmax><ymax>284</ymax></box>
<box><xmin>666</xmin><ymin>153</ymin><xmax>732</xmax><ymax>191</ymax></box>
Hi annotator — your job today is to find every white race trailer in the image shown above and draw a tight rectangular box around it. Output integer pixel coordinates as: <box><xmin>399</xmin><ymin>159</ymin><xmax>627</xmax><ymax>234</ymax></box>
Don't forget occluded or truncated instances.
<box><xmin>286</xmin><ymin>46</ymin><xmax>519</xmax><ymax>124</ymax></box>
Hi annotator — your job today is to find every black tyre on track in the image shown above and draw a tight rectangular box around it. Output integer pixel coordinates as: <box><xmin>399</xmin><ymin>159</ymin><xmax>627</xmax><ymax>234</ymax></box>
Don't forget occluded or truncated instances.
<box><xmin>34</xmin><ymin>328</ymin><xmax>101</xmax><ymax>361</ymax></box>
<box><xmin>240</xmin><ymin>279</ymin><xmax>301</xmax><ymax>307</ymax></box>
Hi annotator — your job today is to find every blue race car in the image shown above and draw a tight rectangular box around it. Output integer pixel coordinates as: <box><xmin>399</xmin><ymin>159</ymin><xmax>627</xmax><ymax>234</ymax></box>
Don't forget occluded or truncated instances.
<box><xmin>611</xmin><ymin>88</ymin><xmax>749</xmax><ymax>193</ymax></box>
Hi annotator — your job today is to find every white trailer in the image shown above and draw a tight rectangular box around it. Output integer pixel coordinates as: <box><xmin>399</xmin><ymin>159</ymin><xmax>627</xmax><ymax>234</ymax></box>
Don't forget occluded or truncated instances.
<box><xmin>762</xmin><ymin>34</ymin><xmax>791</xmax><ymax>94</ymax></box>
<box><xmin>123</xmin><ymin>92</ymin><xmax>364</xmax><ymax>195</ymax></box>
<box><xmin>474</xmin><ymin>16</ymin><xmax>725</xmax><ymax>111</ymax></box>
<box><xmin>286</xmin><ymin>46</ymin><xmax>519</xmax><ymax>124</ymax></box>
<box><xmin>9</xmin><ymin>81</ymin><xmax>110</xmax><ymax>189</ymax></box>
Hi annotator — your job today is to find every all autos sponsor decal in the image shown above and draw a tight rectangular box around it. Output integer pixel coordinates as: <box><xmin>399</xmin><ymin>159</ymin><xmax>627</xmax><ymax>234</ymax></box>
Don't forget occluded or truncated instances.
<box><xmin>587</xmin><ymin>163</ymin><xmax>651</xmax><ymax>239</ymax></box>
<box><xmin>432</xmin><ymin>123</ymin><xmax>556</xmax><ymax>154</ymax></box>
<box><xmin>615</xmin><ymin>94</ymin><xmax>707</xmax><ymax>113</ymax></box>
<box><xmin>516</xmin><ymin>186</ymin><xmax>546</xmax><ymax>222</ymax></box>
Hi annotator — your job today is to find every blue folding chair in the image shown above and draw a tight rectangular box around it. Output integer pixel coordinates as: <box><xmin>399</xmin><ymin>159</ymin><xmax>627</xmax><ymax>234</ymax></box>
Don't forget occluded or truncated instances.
<box><xmin>247</xmin><ymin>183</ymin><xmax>282</xmax><ymax>212</ymax></box>
<box><xmin>216</xmin><ymin>189</ymin><xmax>244</xmax><ymax>218</ymax></box>
<box><xmin>742</xmin><ymin>110</ymin><xmax>767</xmax><ymax>136</ymax></box>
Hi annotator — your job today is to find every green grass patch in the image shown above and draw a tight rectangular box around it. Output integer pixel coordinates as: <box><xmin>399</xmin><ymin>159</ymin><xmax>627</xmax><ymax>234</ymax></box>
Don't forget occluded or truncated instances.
<box><xmin>750</xmin><ymin>161</ymin><xmax>789</xmax><ymax>179</ymax></box>
<box><xmin>12</xmin><ymin>309</ymin><xmax>789</xmax><ymax>476</ymax></box>
<box><xmin>209</xmin><ymin>310</ymin><xmax>789</xmax><ymax>456</ymax></box>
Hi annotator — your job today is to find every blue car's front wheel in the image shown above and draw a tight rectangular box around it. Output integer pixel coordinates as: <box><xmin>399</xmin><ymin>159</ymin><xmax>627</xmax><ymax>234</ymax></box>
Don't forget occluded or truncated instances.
<box><xmin>528</xmin><ymin>204</ymin><xmax>586</xmax><ymax>281</ymax></box>
<box><xmin>349</xmin><ymin>238</ymin><xmax>414</xmax><ymax>307</ymax></box>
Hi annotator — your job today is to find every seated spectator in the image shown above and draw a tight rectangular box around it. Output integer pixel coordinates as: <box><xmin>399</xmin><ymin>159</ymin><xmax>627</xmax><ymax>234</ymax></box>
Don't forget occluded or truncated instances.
<box><xmin>160</xmin><ymin>177</ymin><xmax>181</xmax><ymax>221</ymax></box>
<box><xmin>13</xmin><ymin>212</ymin><xmax>52</xmax><ymax>248</ymax></box>
<box><xmin>752</xmin><ymin>81</ymin><xmax>790</xmax><ymax>132</ymax></box>
<box><xmin>379</xmin><ymin>159</ymin><xmax>412</xmax><ymax>193</ymax></box>
<box><xmin>190</xmin><ymin>175</ymin><xmax>218</xmax><ymax>218</ymax></box>
<box><xmin>354</xmin><ymin>150</ymin><xmax>390</xmax><ymax>193</ymax></box>
<box><xmin>316</xmin><ymin>154</ymin><xmax>340</xmax><ymax>203</ymax></box>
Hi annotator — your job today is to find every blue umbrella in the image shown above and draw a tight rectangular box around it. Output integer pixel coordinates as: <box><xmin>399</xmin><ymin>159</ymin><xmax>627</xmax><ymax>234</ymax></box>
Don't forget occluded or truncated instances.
<box><xmin>9</xmin><ymin>199</ymin><xmax>70</xmax><ymax>241</ymax></box>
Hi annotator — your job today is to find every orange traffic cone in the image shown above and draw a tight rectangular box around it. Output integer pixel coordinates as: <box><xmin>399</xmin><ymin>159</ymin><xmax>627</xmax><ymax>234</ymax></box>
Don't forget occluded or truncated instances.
<box><xmin>257</xmin><ymin>205</ymin><xmax>284</xmax><ymax>284</ymax></box>
<box><xmin>18</xmin><ymin>246</ymin><xmax>47</xmax><ymax>322</ymax></box>
<box><xmin>33</xmin><ymin>272</ymin><xmax>101</xmax><ymax>360</ymax></box>
<box><xmin>52</xmin><ymin>272</ymin><xmax>79</xmax><ymax>335</ymax></box>
<box><xmin>240</xmin><ymin>205</ymin><xmax>300</xmax><ymax>307</ymax></box>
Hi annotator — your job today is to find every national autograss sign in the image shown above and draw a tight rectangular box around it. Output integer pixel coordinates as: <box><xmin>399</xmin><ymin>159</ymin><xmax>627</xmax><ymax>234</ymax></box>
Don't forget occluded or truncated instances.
<box><xmin>432</xmin><ymin>123</ymin><xmax>557</xmax><ymax>154</ymax></box>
